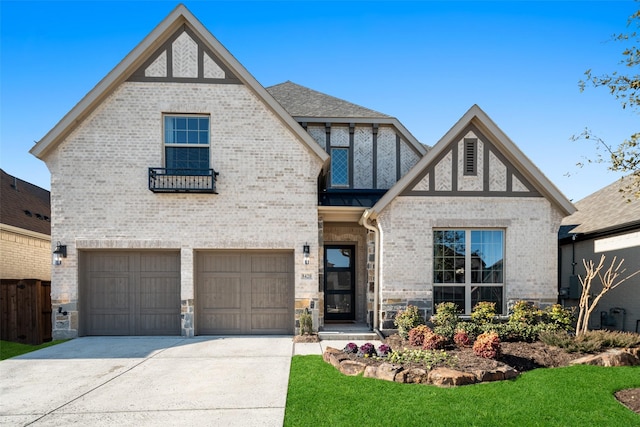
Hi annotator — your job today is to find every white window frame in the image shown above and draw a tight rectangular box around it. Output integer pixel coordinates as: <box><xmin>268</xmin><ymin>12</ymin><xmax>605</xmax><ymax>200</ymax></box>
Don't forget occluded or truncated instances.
<box><xmin>163</xmin><ymin>114</ymin><xmax>211</xmax><ymax>171</ymax></box>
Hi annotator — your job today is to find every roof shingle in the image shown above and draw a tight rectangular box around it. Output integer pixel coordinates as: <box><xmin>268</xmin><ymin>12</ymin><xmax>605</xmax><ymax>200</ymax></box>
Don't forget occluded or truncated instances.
<box><xmin>0</xmin><ymin>169</ymin><xmax>51</xmax><ymax>235</ymax></box>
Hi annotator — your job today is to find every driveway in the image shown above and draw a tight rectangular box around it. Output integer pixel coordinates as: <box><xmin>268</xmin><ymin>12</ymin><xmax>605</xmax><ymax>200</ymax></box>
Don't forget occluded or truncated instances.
<box><xmin>0</xmin><ymin>336</ymin><xmax>293</xmax><ymax>426</ymax></box>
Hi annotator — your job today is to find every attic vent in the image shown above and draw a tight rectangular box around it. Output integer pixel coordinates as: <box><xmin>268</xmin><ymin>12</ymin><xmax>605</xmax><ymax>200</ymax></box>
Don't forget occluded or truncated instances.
<box><xmin>35</xmin><ymin>213</ymin><xmax>43</xmax><ymax>220</ymax></box>
<box><xmin>24</xmin><ymin>210</ymin><xmax>32</xmax><ymax>217</ymax></box>
<box><xmin>44</xmin><ymin>216</ymin><xmax>50</xmax><ymax>222</ymax></box>
<box><xmin>464</xmin><ymin>138</ymin><xmax>477</xmax><ymax>176</ymax></box>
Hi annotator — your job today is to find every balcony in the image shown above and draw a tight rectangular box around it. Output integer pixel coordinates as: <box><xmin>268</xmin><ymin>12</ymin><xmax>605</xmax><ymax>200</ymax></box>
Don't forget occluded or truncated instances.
<box><xmin>148</xmin><ymin>168</ymin><xmax>219</xmax><ymax>193</ymax></box>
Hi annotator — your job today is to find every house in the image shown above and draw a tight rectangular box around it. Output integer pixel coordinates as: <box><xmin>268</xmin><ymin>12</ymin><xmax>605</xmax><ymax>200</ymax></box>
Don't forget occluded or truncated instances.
<box><xmin>559</xmin><ymin>177</ymin><xmax>640</xmax><ymax>333</ymax></box>
<box><xmin>0</xmin><ymin>169</ymin><xmax>53</xmax><ymax>344</ymax></box>
<box><xmin>0</xmin><ymin>169</ymin><xmax>51</xmax><ymax>281</ymax></box>
<box><xmin>30</xmin><ymin>5</ymin><xmax>575</xmax><ymax>339</ymax></box>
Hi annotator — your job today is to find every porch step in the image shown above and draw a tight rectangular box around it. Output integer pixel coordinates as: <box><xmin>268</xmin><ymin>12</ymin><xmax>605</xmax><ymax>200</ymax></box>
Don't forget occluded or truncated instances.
<box><xmin>318</xmin><ymin>331</ymin><xmax>381</xmax><ymax>341</ymax></box>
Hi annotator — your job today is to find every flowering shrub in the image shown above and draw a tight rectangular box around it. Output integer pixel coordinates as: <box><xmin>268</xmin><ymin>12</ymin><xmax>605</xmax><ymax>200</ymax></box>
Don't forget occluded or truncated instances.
<box><xmin>343</xmin><ymin>342</ymin><xmax>358</xmax><ymax>354</ymax></box>
<box><xmin>422</xmin><ymin>332</ymin><xmax>447</xmax><ymax>350</ymax></box>
<box><xmin>408</xmin><ymin>325</ymin><xmax>432</xmax><ymax>347</ymax></box>
<box><xmin>358</xmin><ymin>342</ymin><xmax>377</xmax><ymax>358</ymax></box>
<box><xmin>473</xmin><ymin>332</ymin><xmax>502</xmax><ymax>359</ymax></box>
<box><xmin>453</xmin><ymin>329</ymin><xmax>472</xmax><ymax>348</ymax></box>
<box><xmin>377</xmin><ymin>344</ymin><xmax>392</xmax><ymax>357</ymax></box>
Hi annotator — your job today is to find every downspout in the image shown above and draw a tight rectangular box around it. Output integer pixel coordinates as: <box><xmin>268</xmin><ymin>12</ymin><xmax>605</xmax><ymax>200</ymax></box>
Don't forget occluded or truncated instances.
<box><xmin>361</xmin><ymin>209</ymin><xmax>381</xmax><ymax>332</ymax></box>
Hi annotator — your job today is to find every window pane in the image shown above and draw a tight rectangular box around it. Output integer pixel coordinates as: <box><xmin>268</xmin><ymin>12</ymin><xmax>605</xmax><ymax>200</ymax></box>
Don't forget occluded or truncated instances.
<box><xmin>433</xmin><ymin>230</ymin><xmax>465</xmax><ymax>283</ymax></box>
<box><xmin>164</xmin><ymin>116</ymin><xmax>209</xmax><ymax>145</ymax></box>
<box><xmin>165</xmin><ymin>147</ymin><xmax>209</xmax><ymax>172</ymax></box>
<box><xmin>471</xmin><ymin>286</ymin><xmax>504</xmax><ymax>314</ymax></box>
<box><xmin>433</xmin><ymin>286</ymin><xmax>465</xmax><ymax>313</ymax></box>
<box><xmin>470</xmin><ymin>230</ymin><xmax>503</xmax><ymax>283</ymax></box>
<box><xmin>331</xmin><ymin>148</ymin><xmax>349</xmax><ymax>186</ymax></box>
<box><xmin>326</xmin><ymin>248</ymin><xmax>352</xmax><ymax>268</ymax></box>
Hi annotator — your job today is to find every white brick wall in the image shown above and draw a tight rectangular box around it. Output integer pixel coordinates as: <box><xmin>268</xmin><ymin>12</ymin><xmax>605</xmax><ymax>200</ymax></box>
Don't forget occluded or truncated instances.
<box><xmin>44</xmin><ymin>81</ymin><xmax>323</xmax><ymax>338</ymax></box>
<box><xmin>377</xmin><ymin>196</ymin><xmax>563</xmax><ymax>319</ymax></box>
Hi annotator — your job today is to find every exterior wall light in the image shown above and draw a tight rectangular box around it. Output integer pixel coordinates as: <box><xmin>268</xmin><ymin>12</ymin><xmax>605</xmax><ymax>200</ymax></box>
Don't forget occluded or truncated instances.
<box><xmin>303</xmin><ymin>243</ymin><xmax>310</xmax><ymax>265</ymax></box>
<box><xmin>52</xmin><ymin>242</ymin><xmax>67</xmax><ymax>265</ymax></box>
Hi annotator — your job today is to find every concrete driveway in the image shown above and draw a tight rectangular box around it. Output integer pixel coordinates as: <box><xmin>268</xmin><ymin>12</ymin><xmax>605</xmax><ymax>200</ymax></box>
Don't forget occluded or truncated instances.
<box><xmin>0</xmin><ymin>336</ymin><xmax>293</xmax><ymax>426</ymax></box>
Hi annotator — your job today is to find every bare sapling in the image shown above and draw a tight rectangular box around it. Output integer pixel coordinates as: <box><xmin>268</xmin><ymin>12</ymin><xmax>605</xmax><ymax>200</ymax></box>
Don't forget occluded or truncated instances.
<box><xmin>576</xmin><ymin>255</ymin><xmax>640</xmax><ymax>336</ymax></box>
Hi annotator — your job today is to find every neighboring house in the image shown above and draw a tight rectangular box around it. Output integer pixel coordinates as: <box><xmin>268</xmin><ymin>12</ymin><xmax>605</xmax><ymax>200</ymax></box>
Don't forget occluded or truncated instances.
<box><xmin>0</xmin><ymin>169</ymin><xmax>51</xmax><ymax>281</ymax></box>
<box><xmin>30</xmin><ymin>5</ymin><xmax>575</xmax><ymax>339</ymax></box>
<box><xmin>559</xmin><ymin>177</ymin><xmax>640</xmax><ymax>333</ymax></box>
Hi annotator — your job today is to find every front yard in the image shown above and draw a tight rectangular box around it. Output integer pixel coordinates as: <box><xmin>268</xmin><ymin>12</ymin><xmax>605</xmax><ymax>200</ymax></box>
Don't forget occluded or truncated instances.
<box><xmin>285</xmin><ymin>355</ymin><xmax>640</xmax><ymax>426</ymax></box>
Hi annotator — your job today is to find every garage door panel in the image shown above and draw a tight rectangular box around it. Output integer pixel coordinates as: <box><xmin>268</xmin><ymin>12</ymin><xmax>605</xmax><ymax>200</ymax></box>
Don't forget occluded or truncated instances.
<box><xmin>200</xmin><ymin>277</ymin><xmax>241</xmax><ymax>309</ymax></box>
<box><xmin>81</xmin><ymin>251</ymin><xmax>180</xmax><ymax>336</ymax></box>
<box><xmin>197</xmin><ymin>251</ymin><xmax>293</xmax><ymax>335</ymax></box>
<box><xmin>251</xmin><ymin>277</ymin><xmax>289</xmax><ymax>309</ymax></box>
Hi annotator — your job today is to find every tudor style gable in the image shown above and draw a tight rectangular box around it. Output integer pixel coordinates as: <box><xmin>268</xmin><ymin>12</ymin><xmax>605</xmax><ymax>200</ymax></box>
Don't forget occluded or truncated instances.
<box><xmin>403</xmin><ymin>123</ymin><xmax>539</xmax><ymax>197</ymax></box>
<box><xmin>128</xmin><ymin>24</ymin><xmax>240</xmax><ymax>84</ymax></box>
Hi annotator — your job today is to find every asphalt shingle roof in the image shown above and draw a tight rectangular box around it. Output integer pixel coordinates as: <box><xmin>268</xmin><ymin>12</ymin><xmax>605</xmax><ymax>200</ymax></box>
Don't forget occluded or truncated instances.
<box><xmin>266</xmin><ymin>81</ymin><xmax>391</xmax><ymax>119</ymax></box>
<box><xmin>561</xmin><ymin>176</ymin><xmax>640</xmax><ymax>235</ymax></box>
<box><xmin>0</xmin><ymin>169</ymin><xmax>51</xmax><ymax>235</ymax></box>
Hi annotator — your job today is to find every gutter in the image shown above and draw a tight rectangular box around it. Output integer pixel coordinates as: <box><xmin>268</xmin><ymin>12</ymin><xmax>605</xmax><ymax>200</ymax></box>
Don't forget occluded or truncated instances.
<box><xmin>360</xmin><ymin>209</ymin><xmax>381</xmax><ymax>330</ymax></box>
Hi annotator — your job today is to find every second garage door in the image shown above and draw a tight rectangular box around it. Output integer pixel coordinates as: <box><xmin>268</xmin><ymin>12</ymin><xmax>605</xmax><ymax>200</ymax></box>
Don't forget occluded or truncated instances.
<box><xmin>196</xmin><ymin>251</ymin><xmax>294</xmax><ymax>335</ymax></box>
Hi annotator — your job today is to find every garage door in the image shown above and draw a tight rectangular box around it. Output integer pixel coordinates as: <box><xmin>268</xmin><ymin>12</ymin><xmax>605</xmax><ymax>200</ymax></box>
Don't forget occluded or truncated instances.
<box><xmin>81</xmin><ymin>251</ymin><xmax>180</xmax><ymax>336</ymax></box>
<box><xmin>196</xmin><ymin>251</ymin><xmax>293</xmax><ymax>335</ymax></box>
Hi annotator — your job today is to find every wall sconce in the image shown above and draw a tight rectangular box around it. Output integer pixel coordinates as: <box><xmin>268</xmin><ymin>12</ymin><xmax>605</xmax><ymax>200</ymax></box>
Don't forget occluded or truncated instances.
<box><xmin>52</xmin><ymin>242</ymin><xmax>67</xmax><ymax>265</ymax></box>
<box><xmin>303</xmin><ymin>243</ymin><xmax>310</xmax><ymax>265</ymax></box>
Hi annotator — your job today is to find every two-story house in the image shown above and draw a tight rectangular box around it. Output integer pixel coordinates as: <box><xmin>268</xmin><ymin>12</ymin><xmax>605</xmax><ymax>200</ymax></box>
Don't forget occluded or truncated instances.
<box><xmin>30</xmin><ymin>5</ymin><xmax>575</xmax><ymax>339</ymax></box>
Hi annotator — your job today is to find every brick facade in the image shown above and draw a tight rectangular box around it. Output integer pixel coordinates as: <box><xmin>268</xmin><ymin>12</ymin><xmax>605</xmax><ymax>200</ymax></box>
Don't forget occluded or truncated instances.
<box><xmin>45</xmin><ymin>82</ymin><xmax>323</xmax><ymax>338</ymax></box>
<box><xmin>0</xmin><ymin>227</ymin><xmax>51</xmax><ymax>281</ymax></box>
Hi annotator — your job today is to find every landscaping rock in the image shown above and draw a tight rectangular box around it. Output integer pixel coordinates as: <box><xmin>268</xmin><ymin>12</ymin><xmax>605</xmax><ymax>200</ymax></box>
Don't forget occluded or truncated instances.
<box><xmin>376</xmin><ymin>363</ymin><xmax>404</xmax><ymax>382</ymax></box>
<box><xmin>363</xmin><ymin>365</ymin><xmax>378</xmax><ymax>378</ymax></box>
<box><xmin>322</xmin><ymin>347</ymin><xmax>342</xmax><ymax>363</ymax></box>
<box><xmin>570</xmin><ymin>349</ymin><xmax>640</xmax><ymax>367</ymax></box>
<box><xmin>428</xmin><ymin>368</ymin><xmax>477</xmax><ymax>387</ymax></box>
<box><xmin>474</xmin><ymin>366</ymin><xmax>519</xmax><ymax>382</ymax></box>
<box><xmin>404</xmin><ymin>367</ymin><xmax>429</xmax><ymax>384</ymax></box>
<box><xmin>339</xmin><ymin>360</ymin><xmax>367</xmax><ymax>376</ymax></box>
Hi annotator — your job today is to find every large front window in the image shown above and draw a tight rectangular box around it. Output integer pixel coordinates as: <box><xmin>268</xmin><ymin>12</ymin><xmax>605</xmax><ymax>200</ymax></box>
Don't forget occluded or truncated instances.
<box><xmin>164</xmin><ymin>115</ymin><xmax>210</xmax><ymax>172</ymax></box>
<box><xmin>433</xmin><ymin>229</ymin><xmax>504</xmax><ymax>314</ymax></box>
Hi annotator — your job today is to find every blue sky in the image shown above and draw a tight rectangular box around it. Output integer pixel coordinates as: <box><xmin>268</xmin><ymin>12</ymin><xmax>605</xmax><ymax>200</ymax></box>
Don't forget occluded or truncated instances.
<box><xmin>1</xmin><ymin>0</ymin><xmax>638</xmax><ymax>201</ymax></box>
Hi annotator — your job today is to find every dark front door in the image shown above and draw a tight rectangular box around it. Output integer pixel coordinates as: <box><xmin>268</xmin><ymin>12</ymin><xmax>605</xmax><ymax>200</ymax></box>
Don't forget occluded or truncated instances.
<box><xmin>324</xmin><ymin>245</ymin><xmax>355</xmax><ymax>321</ymax></box>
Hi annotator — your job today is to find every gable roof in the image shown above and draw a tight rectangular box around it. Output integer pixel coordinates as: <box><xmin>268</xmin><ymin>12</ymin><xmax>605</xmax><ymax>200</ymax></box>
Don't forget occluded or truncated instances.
<box><xmin>29</xmin><ymin>4</ymin><xmax>328</xmax><ymax>164</ymax></box>
<box><xmin>267</xmin><ymin>81</ymin><xmax>428</xmax><ymax>157</ymax></box>
<box><xmin>0</xmin><ymin>169</ymin><xmax>51</xmax><ymax>236</ymax></box>
<box><xmin>367</xmin><ymin>104</ymin><xmax>576</xmax><ymax>217</ymax></box>
<box><xmin>267</xmin><ymin>81</ymin><xmax>391</xmax><ymax>119</ymax></box>
<box><xmin>561</xmin><ymin>176</ymin><xmax>640</xmax><ymax>235</ymax></box>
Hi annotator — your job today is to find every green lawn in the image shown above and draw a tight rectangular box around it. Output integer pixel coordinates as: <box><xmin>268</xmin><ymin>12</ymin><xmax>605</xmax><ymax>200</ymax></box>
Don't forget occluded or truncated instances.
<box><xmin>285</xmin><ymin>355</ymin><xmax>640</xmax><ymax>427</ymax></box>
<box><xmin>0</xmin><ymin>339</ymin><xmax>69</xmax><ymax>360</ymax></box>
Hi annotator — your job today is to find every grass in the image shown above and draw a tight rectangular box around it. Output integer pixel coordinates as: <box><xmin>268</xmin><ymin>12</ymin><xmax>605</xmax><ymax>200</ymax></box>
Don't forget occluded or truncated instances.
<box><xmin>285</xmin><ymin>355</ymin><xmax>640</xmax><ymax>426</ymax></box>
<box><xmin>0</xmin><ymin>339</ymin><xmax>69</xmax><ymax>360</ymax></box>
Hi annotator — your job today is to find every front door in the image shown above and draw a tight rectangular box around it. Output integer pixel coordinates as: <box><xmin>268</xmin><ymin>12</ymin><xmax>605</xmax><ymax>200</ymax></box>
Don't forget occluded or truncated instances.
<box><xmin>324</xmin><ymin>245</ymin><xmax>355</xmax><ymax>321</ymax></box>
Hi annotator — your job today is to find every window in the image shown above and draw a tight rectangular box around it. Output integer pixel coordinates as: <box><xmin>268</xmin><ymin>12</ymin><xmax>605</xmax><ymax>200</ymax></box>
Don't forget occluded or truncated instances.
<box><xmin>164</xmin><ymin>115</ymin><xmax>210</xmax><ymax>173</ymax></box>
<box><xmin>433</xmin><ymin>229</ymin><xmax>504</xmax><ymax>314</ymax></box>
<box><xmin>330</xmin><ymin>147</ymin><xmax>349</xmax><ymax>187</ymax></box>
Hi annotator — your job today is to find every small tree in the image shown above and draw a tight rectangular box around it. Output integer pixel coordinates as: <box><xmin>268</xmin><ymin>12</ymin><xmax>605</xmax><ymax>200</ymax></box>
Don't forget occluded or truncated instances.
<box><xmin>576</xmin><ymin>255</ymin><xmax>640</xmax><ymax>335</ymax></box>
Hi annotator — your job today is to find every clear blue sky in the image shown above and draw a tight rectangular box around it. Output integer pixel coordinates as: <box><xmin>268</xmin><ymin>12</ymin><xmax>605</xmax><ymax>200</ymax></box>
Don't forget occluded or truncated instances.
<box><xmin>1</xmin><ymin>0</ymin><xmax>638</xmax><ymax>202</ymax></box>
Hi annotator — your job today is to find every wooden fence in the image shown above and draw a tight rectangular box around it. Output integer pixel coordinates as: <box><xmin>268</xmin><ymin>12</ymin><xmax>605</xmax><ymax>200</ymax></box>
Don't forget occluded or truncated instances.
<box><xmin>0</xmin><ymin>279</ymin><xmax>52</xmax><ymax>344</ymax></box>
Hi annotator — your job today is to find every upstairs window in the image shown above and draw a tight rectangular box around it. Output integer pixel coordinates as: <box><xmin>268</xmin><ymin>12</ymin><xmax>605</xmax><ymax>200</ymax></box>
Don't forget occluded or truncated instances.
<box><xmin>164</xmin><ymin>115</ymin><xmax>210</xmax><ymax>173</ymax></box>
<box><xmin>331</xmin><ymin>147</ymin><xmax>349</xmax><ymax>187</ymax></box>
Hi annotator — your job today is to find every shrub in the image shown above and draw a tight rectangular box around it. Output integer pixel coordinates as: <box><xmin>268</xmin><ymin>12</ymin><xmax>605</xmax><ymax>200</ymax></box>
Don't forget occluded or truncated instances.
<box><xmin>432</xmin><ymin>302</ymin><xmax>460</xmax><ymax>340</ymax></box>
<box><xmin>542</xmin><ymin>304</ymin><xmax>574</xmax><ymax>331</ymax></box>
<box><xmin>422</xmin><ymin>332</ymin><xmax>447</xmax><ymax>350</ymax></box>
<box><xmin>394</xmin><ymin>305</ymin><xmax>424</xmax><ymax>340</ymax></box>
<box><xmin>343</xmin><ymin>342</ymin><xmax>358</xmax><ymax>354</ymax></box>
<box><xmin>473</xmin><ymin>332</ymin><xmax>502</xmax><ymax>359</ymax></box>
<box><xmin>408</xmin><ymin>325</ymin><xmax>432</xmax><ymax>347</ymax></box>
<box><xmin>509</xmin><ymin>301</ymin><xmax>542</xmax><ymax>325</ymax></box>
<box><xmin>455</xmin><ymin>321</ymin><xmax>481</xmax><ymax>340</ymax></box>
<box><xmin>377</xmin><ymin>344</ymin><xmax>392</xmax><ymax>357</ymax></box>
<box><xmin>453</xmin><ymin>329</ymin><xmax>472</xmax><ymax>348</ymax></box>
<box><xmin>471</xmin><ymin>301</ymin><xmax>497</xmax><ymax>326</ymax></box>
<box><xmin>540</xmin><ymin>330</ymin><xmax>640</xmax><ymax>353</ymax></box>
<box><xmin>299</xmin><ymin>309</ymin><xmax>313</xmax><ymax>335</ymax></box>
<box><xmin>358</xmin><ymin>342</ymin><xmax>377</xmax><ymax>358</ymax></box>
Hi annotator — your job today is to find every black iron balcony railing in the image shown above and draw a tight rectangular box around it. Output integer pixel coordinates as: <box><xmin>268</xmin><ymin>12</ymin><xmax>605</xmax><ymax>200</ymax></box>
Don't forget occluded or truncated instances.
<box><xmin>148</xmin><ymin>168</ymin><xmax>219</xmax><ymax>193</ymax></box>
